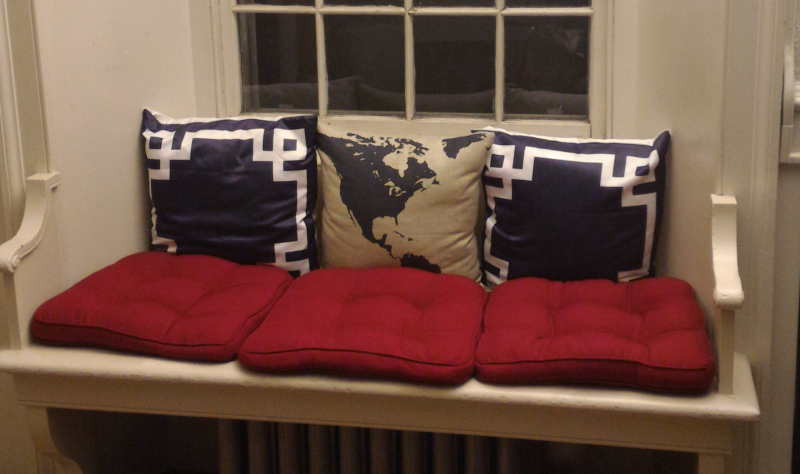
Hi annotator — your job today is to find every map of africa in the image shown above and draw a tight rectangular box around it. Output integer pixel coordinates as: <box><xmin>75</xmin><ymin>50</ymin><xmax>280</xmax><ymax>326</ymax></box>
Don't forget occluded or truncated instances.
<box><xmin>322</xmin><ymin>132</ymin><xmax>482</xmax><ymax>273</ymax></box>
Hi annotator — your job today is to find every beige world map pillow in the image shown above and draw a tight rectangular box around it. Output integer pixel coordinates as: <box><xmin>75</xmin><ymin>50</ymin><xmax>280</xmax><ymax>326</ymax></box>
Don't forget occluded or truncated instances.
<box><xmin>317</xmin><ymin>123</ymin><xmax>494</xmax><ymax>281</ymax></box>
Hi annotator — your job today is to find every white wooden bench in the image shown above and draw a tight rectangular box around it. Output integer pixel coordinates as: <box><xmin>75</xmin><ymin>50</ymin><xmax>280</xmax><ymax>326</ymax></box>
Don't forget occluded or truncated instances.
<box><xmin>0</xmin><ymin>172</ymin><xmax>760</xmax><ymax>474</ymax></box>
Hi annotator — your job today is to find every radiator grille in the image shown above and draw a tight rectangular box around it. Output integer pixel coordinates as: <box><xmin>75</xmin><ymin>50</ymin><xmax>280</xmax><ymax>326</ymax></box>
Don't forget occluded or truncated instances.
<box><xmin>220</xmin><ymin>421</ymin><xmax>547</xmax><ymax>474</ymax></box>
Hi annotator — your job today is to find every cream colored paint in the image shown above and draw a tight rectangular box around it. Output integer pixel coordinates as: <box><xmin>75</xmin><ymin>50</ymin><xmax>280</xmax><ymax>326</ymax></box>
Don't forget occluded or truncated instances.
<box><xmin>32</xmin><ymin>0</ymin><xmax>198</xmax><ymax>287</ymax></box>
<box><xmin>769</xmin><ymin>167</ymin><xmax>800</xmax><ymax>474</ymax></box>
<box><xmin>722</xmin><ymin>0</ymin><xmax>790</xmax><ymax>473</ymax></box>
<box><xmin>0</xmin><ymin>0</ymin><xmax>51</xmax><ymax>472</ymax></box>
<box><xmin>0</xmin><ymin>121</ymin><xmax>35</xmax><ymax>474</ymax></box>
<box><xmin>611</xmin><ymin>1</ymin><xmax>727</xmax><ymax>317</ymax></box>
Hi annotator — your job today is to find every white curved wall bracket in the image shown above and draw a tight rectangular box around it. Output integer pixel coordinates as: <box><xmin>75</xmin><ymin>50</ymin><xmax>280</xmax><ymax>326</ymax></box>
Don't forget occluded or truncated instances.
<box><xmin>711</xmin><ymin>194</ymin><xmax>744</xmax><ymax>308</ymax></box>
<box><xmin>0</xmin><ymin>172</ymin><xmax>60</xmax><ymax>273</ymax></box>
<box><xmin>711</xmin><ymin>194</ymin><xmax>744</xmax><ymax>395</ymax></box>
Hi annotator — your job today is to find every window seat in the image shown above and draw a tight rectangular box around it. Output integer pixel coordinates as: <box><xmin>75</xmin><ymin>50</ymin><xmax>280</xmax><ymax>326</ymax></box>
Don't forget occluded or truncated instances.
<box><xmin>0</xmin><ymin>172</ymin><xmax>761</xmax><ymax>474</ymax></box>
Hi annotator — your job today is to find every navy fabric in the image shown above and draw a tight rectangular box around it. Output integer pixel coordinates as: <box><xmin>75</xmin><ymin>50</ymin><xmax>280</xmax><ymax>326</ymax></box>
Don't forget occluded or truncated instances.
<box><xmin>481</xmin><ymin>129</ymin><xmax>670</xmax><ymax>285</ymax></box>
<box><xmin>141</xmin><ymin>110</ymin><xmax>318</xmax><ymax>276</ymax></box>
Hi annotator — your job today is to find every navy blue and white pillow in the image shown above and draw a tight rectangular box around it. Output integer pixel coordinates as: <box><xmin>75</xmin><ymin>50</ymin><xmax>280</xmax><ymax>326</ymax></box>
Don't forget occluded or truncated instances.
<box><xmin>141</xmin><ymin>110</ymin><xmax>318</xmax><ymax>277</ymax></box>
<box><xmin>481</xmin><ymin>127</ymin><xmax>670</xmax><ymax>286</ymax></box>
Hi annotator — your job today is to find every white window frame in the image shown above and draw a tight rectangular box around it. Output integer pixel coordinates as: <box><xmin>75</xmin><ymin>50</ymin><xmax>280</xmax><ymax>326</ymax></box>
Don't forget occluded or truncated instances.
<box><xmin>202</xmin><ymin>0</ymin><xmax>611</xmax><ymax>138</ymax></box>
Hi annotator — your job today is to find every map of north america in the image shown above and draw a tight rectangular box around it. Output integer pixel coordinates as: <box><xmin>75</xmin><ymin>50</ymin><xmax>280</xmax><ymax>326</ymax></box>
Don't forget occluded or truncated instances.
<box><xmin>323</xmin><ymin>133</ymin><xmax>480</xmax><ymax>273</ymax></box>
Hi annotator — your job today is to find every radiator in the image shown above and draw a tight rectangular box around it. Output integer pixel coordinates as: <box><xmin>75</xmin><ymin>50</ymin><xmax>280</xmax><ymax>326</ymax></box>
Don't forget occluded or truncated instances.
<box><xmin>219</xmin><ymin>420</ymin><xmax>541</xmax><ymax>474</ymax></box>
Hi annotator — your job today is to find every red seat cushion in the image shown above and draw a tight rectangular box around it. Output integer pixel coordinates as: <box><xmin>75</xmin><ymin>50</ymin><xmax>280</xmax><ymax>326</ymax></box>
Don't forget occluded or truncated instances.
<box><xmin>238</xmin><ymin>267</ymin><xmax>487</xmax><ymax>384</ymax></box>
<box><xmin>475</xmin><ymin>277</ymin><xmax>714</xmax><ymax>392</ymax></box>
<box><xmin>32</xmin><ymin>252</ymin><xmax>292</xmax><ymax>361</ymax></box>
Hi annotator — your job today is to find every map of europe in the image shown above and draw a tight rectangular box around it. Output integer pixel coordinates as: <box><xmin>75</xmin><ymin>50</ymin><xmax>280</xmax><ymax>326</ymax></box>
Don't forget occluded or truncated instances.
<box><xmin>321</xmin><ymin>132</ymin><xmax>485</xmax><ymax>273</ymax></box>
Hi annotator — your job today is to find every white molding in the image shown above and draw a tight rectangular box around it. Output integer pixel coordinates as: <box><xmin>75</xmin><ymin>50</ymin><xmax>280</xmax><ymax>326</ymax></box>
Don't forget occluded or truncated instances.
<box><xmin>769</xmin><ymin>165</ymin><xmax>800</xmax><ymax>474</ymax></box>
<box><xmin>0</xmin><ymin>172</ymin><xmax>59</xmax><ymax>273</ymax></box>
<box><xmin>603</xmin><ymin>0</ymin><xmax>613</xmax><ymax>138</ymax></box>
<box><xmin>316</xmin><ymin>5</ymin><xmax>328</xmax><ymax>118</ymax></box>
<box><xmin>608</xmin><ymin>0</ymin><xmax>636</xmax><ymax>138</ymax></box>
<box><xmin>0</xmin><ymin>0</ymin><xmax>48</xmax><ymax>238</ymax></box>
<box><xmin>0</xmin><ymin>0</ymin><xmax>25</xmax><ymax>237</ymax></box>
<box><xmin>404</xmin><ymin>7</ymin><xmax>413</xmax><ymax>121</ymax></box>
<box><xmin>210</xmin><ymin>0</ymin><xmax>243</xmax><ymax>117</ymax></box>
<box><xmin>190</xmin><ymin>0</ymin><xmax>223</xmax><ymax>117</ymax></box>
<box><xmin>209</xmin><ymin>0</ymin><xmax>605</xmax><ymax>129</ymax></box>
<box><xmin>0</xmin><ymin>347</ymin><xmax>759</xmax><ymax>452</ymax></box>
<box><xmin>711</xmin><ymin>195</ymin><xmax>744</xmax><ymax>396</ymax></box>
<box><xmin>723</xmin><ymin>0</ymin><xmax>787</xmax><ymax>470</ymax></box>
<box><xmin>711</xmin><ymin>195</ymin><xmax>744</xmax><ymax>309</ymax></box>
<box><xmin>589</xmin><ymin>0</ymin><xmax>608</xmax><ymax>138</ymax></box>
<box><xmin>494</xmin><ymin>9</ymin><xmax>504</xmax><ymax>123</ymax></box>
<box><xmin>749</xmin><ymin>0</ymin><xmax>786</xmax><ymax>472</ymax></box>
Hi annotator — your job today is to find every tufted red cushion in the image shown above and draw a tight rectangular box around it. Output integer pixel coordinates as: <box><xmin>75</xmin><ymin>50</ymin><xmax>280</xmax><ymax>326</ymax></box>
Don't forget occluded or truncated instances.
<box><xmin>239</xmin><ymin>267</ymin><xmax>488</xmax><ymax>384</ymax></box>
<box><xmin>32</xmin><ymin>252</ymin><xmax>293</xmax><ymax>361</ymax></box>
<box><xmin>475</xmin><ymin>277</ymin><xmax>714</xmax><ymax>392</ymax></box>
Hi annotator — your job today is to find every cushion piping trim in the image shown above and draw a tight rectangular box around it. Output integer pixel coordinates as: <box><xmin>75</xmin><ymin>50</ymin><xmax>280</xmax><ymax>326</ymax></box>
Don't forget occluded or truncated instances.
<box><xmin>32</xmin><ymin>278</ymin><xmax>291</xmax><ymax>349</ymax></box>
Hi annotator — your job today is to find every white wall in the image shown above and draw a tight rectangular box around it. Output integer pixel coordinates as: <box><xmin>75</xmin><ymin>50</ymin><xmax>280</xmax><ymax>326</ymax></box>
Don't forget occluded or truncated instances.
<box><xmin>32</xmin><ymin>0</ymin><xmax>199</xmax><ymax>287</ymax></box>
<box><xmin>611</xmin><ymin>1</ymin><xmax>728</xmax><ymax>317</ymax></box>
<box><xmin>18</xmin><ymin>1</ymin><xmax>201</xmax><ymax>472</ymax></box>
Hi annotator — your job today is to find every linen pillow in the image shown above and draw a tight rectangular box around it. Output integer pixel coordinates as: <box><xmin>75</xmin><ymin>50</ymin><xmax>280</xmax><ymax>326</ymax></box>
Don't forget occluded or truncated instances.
<box><xmin>317</xmin><ymin>123</ymin><xmax>494</xmax><ymax>281</ymax></box>
<box><xmin>141</xmin><ymin>109</ymin><xmax>318</xmax><ymax>277</ymax></box>
<box><xmin>481</xmin><ymin>127</ymin><xmax>670</xmax><ymax>285</ymax></box>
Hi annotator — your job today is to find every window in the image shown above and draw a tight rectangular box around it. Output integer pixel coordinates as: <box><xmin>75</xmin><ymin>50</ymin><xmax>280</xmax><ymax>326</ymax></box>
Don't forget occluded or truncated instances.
<box><xmin>212</xmin><ymin>0</ymin><xmax>608</xmax><ymax>136</ymax></box>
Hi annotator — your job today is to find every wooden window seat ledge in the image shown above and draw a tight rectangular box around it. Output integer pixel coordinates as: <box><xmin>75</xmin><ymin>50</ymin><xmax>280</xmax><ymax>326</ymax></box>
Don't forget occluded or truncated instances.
<box><xmin>0</xmin><ymin>173</ymin><xmax>760</xmax><ymax>474</ymax></box>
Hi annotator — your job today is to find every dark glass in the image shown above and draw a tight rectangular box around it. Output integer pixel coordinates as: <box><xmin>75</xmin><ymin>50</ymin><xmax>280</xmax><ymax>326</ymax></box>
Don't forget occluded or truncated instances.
<box><xmin>414</xmin><ymin>0</ymin><xmax>493</xmax><ymax>7</ymax></box>
<box><xmin>327</xmin><ymin>0</ymin><xmax>402</xmax><ymax>7</ymax></box>
<box><xmin>242</xmin><ymin>0</ymin><xmax>315</xmax><ymax>6</ymax></box>
<box><xmin>325</xmin><ymin>16</ymin><xmax>405</xmax><ymax>114</ymax></box>
<box><xmin>414</xmin><ymin>16</ymin><xmax>495</xmax><ymax>115</ymax></box>
<box><xmin>505</xmin><ymin>0</ymin><xmax>589</xmax><ymax>7</ymax></box>
<box><xmin>504</xmin><ymin>16</ymin><xmax>588</xmax><ymax>117</ymax></box>
<box><xmin>238</xmin><ymin>13</ymin><xmax>318</xmax><ymax>112</ymax></box>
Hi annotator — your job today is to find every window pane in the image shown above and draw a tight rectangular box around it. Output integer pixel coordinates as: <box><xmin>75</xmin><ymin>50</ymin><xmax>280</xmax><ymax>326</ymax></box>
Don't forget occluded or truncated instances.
<box><xmin>326</xmin><ymin>16</ymin><xmax>405</xmax><ymax>114</ymax></box>
<box><xmin>414</xmin><ymin>16</ymin><xmax>495</xmax><ymax>115</ymax></box>
<box><xmin>240</xmin><ymin>0</ymin><xmax>316</xmax><ymax>8</ymax></box>
<box><xmin>327</xmin><ymin>0</ymin><xmax>402</xmax><ymax>7</ymax></box>
<box><xmin>504</xmin><ymin>16</ymin><xmax>588</xmax><ymax>118</ymax></box>
<box><xmin>413</xmin><ymin>0</ymin><xmax>493</xmax><ymax>8</ymax></box>
<box><xmin>238</xmin><ymin>13</ymin><xmax>318</xmax><ymax>112</ymax></box>
<box><xmin>505</xmin><ymin>0</ymin><xmax>589</xmax><ymax>7</ymax></box>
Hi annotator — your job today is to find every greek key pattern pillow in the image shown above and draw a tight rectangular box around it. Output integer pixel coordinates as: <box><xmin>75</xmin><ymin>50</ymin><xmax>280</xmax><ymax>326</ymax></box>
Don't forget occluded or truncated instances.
<box><xmin>141</xmin><ymin>110</ymin><xmax>318</xmax><ymax>277</ymax></box>
<box><xmin>317</xmin><ymin>123</ymin><xmax>494</xmax><ymax>281</ymax></box>
<box><xmin>482</xmin><ymin>128</ymin><xmax>670</xmax><ymax>285</ymax></box>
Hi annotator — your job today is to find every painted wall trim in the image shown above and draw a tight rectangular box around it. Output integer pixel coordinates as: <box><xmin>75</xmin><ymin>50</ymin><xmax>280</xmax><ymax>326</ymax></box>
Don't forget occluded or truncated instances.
<box><xmin>0</xmin><ymin>172</ymin><xmax>60</xmax><ymax>273</ymax></box>
<box><xmin>0</xmin><ymin>0</ymin><xmax>48</xmax><ymax>240</ymax></box>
